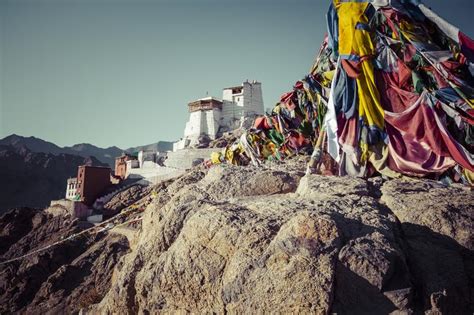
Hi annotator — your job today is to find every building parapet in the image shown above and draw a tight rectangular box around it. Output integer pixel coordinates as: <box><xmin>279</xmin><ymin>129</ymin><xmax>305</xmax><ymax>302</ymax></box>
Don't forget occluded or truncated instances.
<box><xmin>188</xmin><ymin>97</ymin><xmax>223</xmax><ymax>113</ymax></box>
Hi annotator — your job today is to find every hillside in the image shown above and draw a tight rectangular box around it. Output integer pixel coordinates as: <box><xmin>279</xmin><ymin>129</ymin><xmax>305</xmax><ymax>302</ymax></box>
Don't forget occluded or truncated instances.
<box><xmin>0</xmin><ymin>145</ymin><xmax>107</xmax><ymax>213</ymax></box>
<box><xmin>0</xmin><ymin>159</ymin><xmax>472</xmax><ymax>313</ymax></box>
<box><xmin>63</xmin><ymin>143</ymin><xmax>122</xmax><ymax>167</ymax></box>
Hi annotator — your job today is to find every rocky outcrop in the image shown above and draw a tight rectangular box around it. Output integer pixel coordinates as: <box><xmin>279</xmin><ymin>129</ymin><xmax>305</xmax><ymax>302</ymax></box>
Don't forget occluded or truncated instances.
<box><xmin>92</xmin><ymin>165</ymin><xmax>473</xmax><ymax>314</ymax></box>
<box><xmin>381</xmin><ymin>179</ymin><xmax>474</xmax><ymax>314</ymax></box>
<box><xmin>200</xmin><ymin>165</ymin><xmax>303</xmax><ymax>199</ymax></box>
<box><xmin>103</xmin><ymin>185</ymin><xmax>153</xmax><ymax>216</ymax></box>
<box><xmin>0</xmin><ymin>162</ymin><xmax>472</xmax><ymax>314</ymax></box>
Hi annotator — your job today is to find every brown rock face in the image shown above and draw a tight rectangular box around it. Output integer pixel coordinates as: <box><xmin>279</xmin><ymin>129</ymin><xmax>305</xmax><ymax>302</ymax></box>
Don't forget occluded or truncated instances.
<box><xmin>103</xmin><ymin>185</ymin><xmax>152</xmax><ymax>216</ymax></box>
<box><xmin>381</xmin><ymin>179</ymin><xmax>474</xmax><ymax>314</ymax></box>
<box><xmin>93</xmin><ymin>165</ymin><xmax>470</xmax><ymax>314</ymax></box>
<box><xmin>0</xmin><ymin>209</ymin><xmax>130</xmax><ymax>314</ymax></box>
<box><xmin>0</xmin><ymin>163</ymin><xmax>472</xmax><ymax>314</ymax></box>
<box><xmin>200</xmin><ymin>164</ymin><xmax>304</xmax><ymax>199</ymax></box>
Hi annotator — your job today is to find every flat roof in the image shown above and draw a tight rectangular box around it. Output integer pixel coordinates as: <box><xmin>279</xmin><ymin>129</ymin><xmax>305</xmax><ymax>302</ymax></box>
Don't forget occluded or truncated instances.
<box><xmin>223</xmin><ymin>81</ymin><xmax>260</xmax><ymax>90</ymax></box>
<box><xmin>223</xmin><ymin>85</ymin><xmax>242</xmax><ymax>90</ymax></box>
<box><xmin>198</xmin><ymin>96</ymin><xmax>222</xmax><ymax>101</ymax></box>
<box><xmin>188</xmin><ymin>96</ymin><xmax>223</xmax><ymax>103</ymax></box>
<box><xmin>79</xmin><ymin>165</ymin><xmax>111</xmax><ymax>169</ymax></box>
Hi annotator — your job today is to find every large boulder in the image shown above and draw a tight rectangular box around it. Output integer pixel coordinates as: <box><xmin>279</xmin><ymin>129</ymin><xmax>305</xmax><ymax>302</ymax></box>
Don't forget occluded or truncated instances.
<box><xmin>381</xmin><ymin>179</ymin><xmax>474</xmax><ymax>314</ymax></box>
<box><xmin>200</xmin><ymin>165</ymin><xmax>303</xmax><ymax>199</ymax></box>
<box><xmin>95</xmin><ymin>170</ymin><xmax>414</xmax><ymax>313</ymax></box>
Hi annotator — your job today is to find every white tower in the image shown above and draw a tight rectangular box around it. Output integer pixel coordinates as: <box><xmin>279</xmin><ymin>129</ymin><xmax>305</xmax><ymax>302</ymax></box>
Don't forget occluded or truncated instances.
<box><xmin>242</xmin><ymin>80</ymin><xmax>264</xmax><ymax>116</ymax></box>
<box><xmin>221</xmin><ymin>80</ymin><xmax>264</xmax><ymax>128</ymax></box>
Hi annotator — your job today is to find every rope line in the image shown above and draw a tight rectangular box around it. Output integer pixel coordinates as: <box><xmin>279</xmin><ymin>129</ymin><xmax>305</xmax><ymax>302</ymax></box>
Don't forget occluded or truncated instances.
<box><xmin>0</xmin><ymin>203</ymin><xmax>146</xmax><ymax>266</ymax></box>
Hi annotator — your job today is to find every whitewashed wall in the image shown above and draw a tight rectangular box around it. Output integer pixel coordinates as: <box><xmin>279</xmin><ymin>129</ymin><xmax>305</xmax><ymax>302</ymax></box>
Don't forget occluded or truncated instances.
<box><xmin>242</xmin><ymin>81</ymin><xmax>264</xmax><ymax>116</ymax></box>
<box><xmin>183</xmin><ymin>108</ymin><xmax>221</xmax><ymax>145</ymax></box>
<box><xmin>184</xmin><ymin>111</ymin><xmax>204</xmax><ymax>139</ymax></box>
<box><xmin>165</xmin><ymin>148</ymin><xmax>222</xmax><ymax>169</ymax></box>
<box><xmin>205</xmin><ymin>109</ymin><xmax>221</xmax><ymax>139</ymax></box>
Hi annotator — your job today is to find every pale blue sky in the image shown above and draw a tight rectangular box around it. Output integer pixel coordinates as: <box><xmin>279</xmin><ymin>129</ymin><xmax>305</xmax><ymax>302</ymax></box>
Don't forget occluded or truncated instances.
<box><xmin>1</xmin><ymin>0</ymin><xmax>473</xmax><ymax>148</ymax></box>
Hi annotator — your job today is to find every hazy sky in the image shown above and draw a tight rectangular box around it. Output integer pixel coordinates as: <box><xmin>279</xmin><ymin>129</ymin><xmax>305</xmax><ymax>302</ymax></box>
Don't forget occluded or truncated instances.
<box><xmin>1</xmin><ymin>0</ymin><xmax>474</xmax><ymax>148</ymax></box>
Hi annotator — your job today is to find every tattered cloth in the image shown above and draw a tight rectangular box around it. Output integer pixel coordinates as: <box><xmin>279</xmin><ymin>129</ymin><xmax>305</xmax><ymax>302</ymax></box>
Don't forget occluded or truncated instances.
<box><xmin>212</xmin><ymin>0</ymin><xmax>474</xmax><ymax>185</ymax></box>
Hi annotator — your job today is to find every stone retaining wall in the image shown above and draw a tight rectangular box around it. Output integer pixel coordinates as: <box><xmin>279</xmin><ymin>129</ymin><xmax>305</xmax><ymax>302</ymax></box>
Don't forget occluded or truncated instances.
<box><xmin>164</xmin><ymin>148</ymin><xmax>220</xmax><ymax>169</ymax></box>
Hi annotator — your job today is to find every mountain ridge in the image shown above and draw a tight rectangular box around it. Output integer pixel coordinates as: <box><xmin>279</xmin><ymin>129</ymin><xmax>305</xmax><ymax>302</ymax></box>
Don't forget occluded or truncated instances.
<box><xmin>0</xmin><ymin>134</ymin><xmax>174</xmax><ymax>167</ymax></box>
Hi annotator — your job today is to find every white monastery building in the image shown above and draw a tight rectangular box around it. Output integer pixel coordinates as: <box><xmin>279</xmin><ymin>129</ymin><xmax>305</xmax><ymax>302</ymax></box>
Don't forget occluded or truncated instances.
<box><xmin>65</xmin><ymin>177</ymin><xmax>78</xmax><ymax>200</ymax></box>
<box><xmin>173</xmin><ymin>80</ymin><xmax>264</xmax><ymax>151</ymax></box>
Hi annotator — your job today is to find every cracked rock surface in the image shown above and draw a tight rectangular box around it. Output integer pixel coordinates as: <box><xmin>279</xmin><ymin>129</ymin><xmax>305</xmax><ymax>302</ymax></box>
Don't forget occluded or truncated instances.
<box><xmin>92</xmin><ymin>164</ymin><xmax>473</xmax><ymax>314</ymax></box>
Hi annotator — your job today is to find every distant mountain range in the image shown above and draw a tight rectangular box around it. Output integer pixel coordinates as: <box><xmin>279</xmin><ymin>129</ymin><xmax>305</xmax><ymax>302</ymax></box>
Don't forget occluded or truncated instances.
<box><xmin>0</xmin><ymin>134</ymin><xmax>174</xmax><ymax>167</ymax></box>
<box><xmin>0</xmin><ymin>144</ymin><xmax>107</xmax><ymax>213</ymax></box>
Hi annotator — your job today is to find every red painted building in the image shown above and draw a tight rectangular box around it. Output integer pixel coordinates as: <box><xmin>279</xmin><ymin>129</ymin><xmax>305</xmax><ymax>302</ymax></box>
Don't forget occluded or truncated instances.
<box><xmin>114</xmin><ymin>154</ymin><xmax>137</xmax><ymax>180</ymax></box>
<box><xmin>76</xmin><ymin>165</ymin><xmax>111</xmax><ymax>206</ymax></box>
